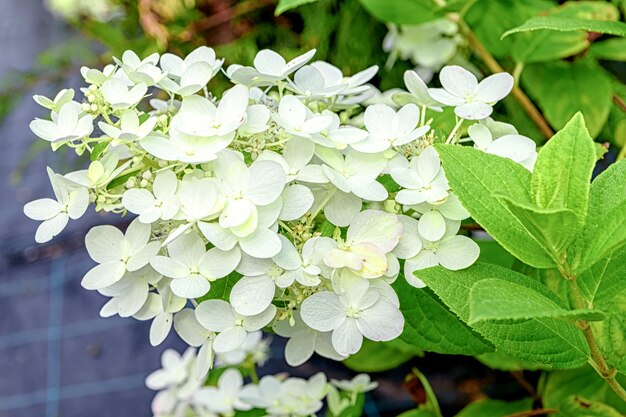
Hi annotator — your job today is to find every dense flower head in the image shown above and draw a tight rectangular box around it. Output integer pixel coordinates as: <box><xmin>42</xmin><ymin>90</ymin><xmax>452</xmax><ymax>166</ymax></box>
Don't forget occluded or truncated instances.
<box><xmin>24</xmin><ymin>47</ymin><xmax>534</xmax><ymax>406</ymax></box>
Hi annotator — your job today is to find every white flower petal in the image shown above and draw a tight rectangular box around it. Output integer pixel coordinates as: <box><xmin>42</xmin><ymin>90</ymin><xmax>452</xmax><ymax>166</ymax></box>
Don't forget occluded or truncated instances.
<box><xmin>150</xmin><ymin>312</ymin><xmax>173</xmax><ymax>346</ymax></box>
<box><xmin>474</xmin><ymin>72</ymin><xmax>514</xmax><ymax>103</ymax></box>
<box><xmin>196</xmin><ymin>300</ymin><xmax>236</xmax><ymax>332</ymax></box>
<box><xmin>300</xmin><ymin>292</ymin><xmax>345</xmax><ymax>332</ymax></box>
<box><xmin>230</xmin><ymin>275</ymin><xmax>275</xmax><ymax>316</ymax></box>
<box><xmin>170</xmin><ymin>274</ymin><xmax>211</xmax><ymax>298</ymax></box>
<box><xmin>213</xmin><ymin>326</ymin><xmax>247</xmax><ymax>353</ymax></box>
<box><xmin>436</xmin><ymin>235</ymin><xmax>480</xmax><ymax>270</ymax></box>
<box><xmin>279</xmin><ymin>184</ymin><xmax>314</xmax><ymax>221</ymax></box>
<box><xmin>81</xmin><ymin>261</ymin><xmax>126</xmax><ymax>290</ymax></box>
<box><xmin>331</xmin><ymin>319</ymin><xmax>362</xmax><ymax>356</ymax></box>
<box><xmin>418</xmin><ymin>210</ymin><xmax>446</xmax><ymax>241</ymax></box>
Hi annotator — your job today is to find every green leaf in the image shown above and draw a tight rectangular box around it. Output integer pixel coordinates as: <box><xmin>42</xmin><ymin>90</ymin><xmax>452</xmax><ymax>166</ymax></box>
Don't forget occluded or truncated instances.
<box><xmin>397</xmin><ymin>410</ymin><xmax>438</xmax><ymax>417</ymax></box>
<box><xmin>357</xmin><ymin>0</ymin><xmax>437</xmax><ymax>25</ymax></box>
<box><xmin>393</xmin><ymin>278</ymin><xmax>494</xmax><ymax>355</ymax></box>
<box><xmin>197</xmin><ymin>272</ymin><xmax>240</xmax><ymax>303</ymax></box>
<box><xmin>434</xmin><ymin>144</ymin><xmax>554</xmax><ymax>268</ymax></box>
<box><xmin>342</xmin><ymin>339</ymin><xmax>417</xmax><ymax>372</ymax></box>
<box><xmin>531</xmin><ymin>113</ymin><xmax>595</xmax><ymax>225</ymax></box>
<box><xmin>503</xmin><ymin>16</ymin><xmax>626</xmax><ymax>38</ymax></box>
<box><xmin>578</xmin><ymin>246</ymin><xmax>626</xmax><ymax>375</ymax></box>
<box><xmin>106</xmin><ymin>170</ymin><xmax>140</xmax><ymax>190</ymax></box>
<box><xmin>454</xmin><ymin>398</ymin><xmax>533</xmax><ymax>417</ymax></box>
<box><xmin>465</xmin><ymin>0</ymin><xmax>588</xmax><ymax>63</ymax></box>
<box><xmin>419</xmin><ymin>263</ymin><xmax>590</xmax><ymax>369</ymax></box>
<box><xmin>478</xmin><ymin>350</ymin><xmax>544</xmax><ymax>371</ymax></box>
<box><xmin>475</xmin><ymin>239</ymin><xmax>516</xmax><ymax>269</ymax></box>
<box><xmin>468</xmin><ymin>278</ymin><xmax>605</xmax><ymax>324</ymax></box>
<box><xmin>541</xmin><ymin>365</ymin><xmax>626</xmax><ymax>415</ymax></box>
<box><xmin>407</xmin><ymin>368</ymin><xmax>442</xmax><ymax>417</ymax></box>
<box><xmin>275</xmin><ymin>0</ymin><xmax>320</xmax><ymax>15</ymax></box>
<box><xmin>570</xmin><ymin>161</ymin><xmax>626</xmax><ymax>273</ymax></box>
<box><xmin>522</xmin><ymin>61</ymin><xmax>613</xmax><ymax>138</ymax></box>
<box><xmin>496</xmin><ymin>195</ymin><xmax>580</xmax><ymax>262</ymax></box>
<box><xmin>90</xmin><ymin>142</ymin><xmax>108</xmax><ymax>161</ymax></box>
<box><xmin>559</xmin><ymin>396</ymin><xmax>623</xmax><ymax>417</ymax></box>
<box><xmin>590</xmin><ymin>38</ymin><xmax>626</xmax><ymax>61</ymax></box>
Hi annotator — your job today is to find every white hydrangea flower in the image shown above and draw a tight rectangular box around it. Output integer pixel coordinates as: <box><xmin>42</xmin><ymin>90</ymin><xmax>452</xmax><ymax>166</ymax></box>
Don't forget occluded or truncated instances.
<box><xmin>23</xmin><ymin>167</ymin><xmax>89</xmax><ymax>243</ymax></box>
<box><xmin>317</xmin><ymin>147</ymin><xmax>388</xmax><ymax>203</ymax></box>
<box><xmin>323</xmin><ymin>210</ymin><xmax>403</xmax><ymax>279</ymax></box>
<box><xmin>99</xmin><ymin>265</ymin><xmax>162</xmax><ymax>318</ymax></box>
<box><xmin>391</xmin><ymin>147</ymin><xmax>449</xmax><ymax>206</ymax></box>
<box><xmin>407</xmin><ymin>192</ymin><xmax>470</xmax><ymax>241</ymax></box>
<box><xmin>311</xmin><ymin>111</ymin><xmax>369</xmax><ymax>150</ymax></box>
<box><xmin>228</xmin><ymin>49</ymin><xmax>316</xmax><ymax>86</ymax></box>
<box><xmin>141</xmin><ymin>85</ymin><xmax>249</xmax><ymax>163</ymax></box>
<box><xmin>331</xmin><ymin>374</ymin><xmax>378</xmax><ymax>394</ymax></box>
<box><xmin>257</xmin><ymin>139</ymin><xmax>328</xmax><ymax>184</ymax></box>
<box><xmin>428</xmin><ymin>65</ymin><xmax>513</xmax><ymax>120</ymax></box>
<box><xmin>65</xmin><ymin>150</ymin><xmax>132</xmax><ymax>190</ymax></box>
<box><xmin>239</xmin><ymin>375</ymin><xmax>285</xmax><ymax>410</ymax></box>
<box><xmin>195</xmin><ymin>300</ymin><xmax>276</xmax><ymax>353</ymax></box>
<box><xmin>151</xmin><ymin>231</ymin><xmax>241</xmax><ymax>298</ymax></box>
<box><xmin>404</xmin><ymin>219</ymin><xmax>480</xmax><ymax>288</ymax></box>
<box><xmin>159</xmin><ymin>47</ymin><xmax>223</xmax><ymax>96</ymax></box>
<box><xmin>273</xmin><ymin>95</ymin><xmax>333</xmax><ymax>139</ymax></box>
<box><xmin>114</xmin><ymin>51</ymin><xmax>166</xmax><ymax>85</ymax></box>
<box><xmin>286</xmin><ymin>65</ymin><xmax>348</xmax><ymax>98</ymax></box>
<box><xmin>133</xmin><ymin>283</ymin><xmax>186</xmax><ymax>346</ymax></box>
<box><xmin>194</xmin><ymin>368</ymin><xmax>251</xmax><ymax>414</ymax></box>
<box><xmin>146</xmin><ymin>348</ymin><xmax>203</xmax><ymax>417</ymax></box>
<box><xmin>311</xmin><ymin>61</ymin><xmax>378</xmax><ymax>98</ymax></box>
<box><xmin>198</xmin><ymin>153</ymin><xmax>286</xmax><ymax>258</ymax></box>
<box><xmin>268</xmin><ymin>373</ymin><xmax>328</xmax><ymax>416</ymax></box>
<box><xmin>80</xmin><ymin>64</ymin><xmax>117</xmax><ymax>86</ymax></box>
<box><xmin>230</xmin><ymin>236</ymin><xmax>320</xmax><ymax>316</ymax></box>
<box><xmin>468</xmin><ymin>123</ymin><xmax>537</xmax><ymax>171</ymax></box>
<box><xmin>215</xmin><ymin>330</ymin><xmax>269</xmax><ymax>367</ymax></box>
<box><xmin>33</xmin><ymin>88</ymin><xmax>75</xmax><ymax>112</ymax></box>
<box><xmin>98</xmin><ymin>109</ymin><xmax>157</xmax><ymax>143</ymax></box>
<box><xmin>238</xmin><ymin>104</ymin><xmax>271</xmax><ymax>137</ymax></box>
<box><xmin>122</xmin><ymin>169</ymin><xmax>180</xmax><ymax>224</ymax></box>
<box><xmin>101</xmin><ymin>78</ymin><xmax>147</xmax><ymax>109</ymax></box>
<box><xmin>354</xmin><ymin>103</ymin><xmax>430</xmax><ymax>153</ymax></box>
<box><xmin>301</xmin><ymin>273</ymin><xmax>403</xmax><ymax>355</ymax></box>
<box><xmin>273</xmin><ymin>310</ymin><xmax>345</xmax><ymax>367</ymax></box>
<box><xmin>392</xmin><ymin>70</ymin><xmax>443</xmax><ymax>111</ymax></box>
<box><xmin>81</xmin><ymin>218</ymin><xmax>160</xmax><ymax>290</ymax></box>
<box><xmin>173</xmin><ymin>308</ymin><xmax>215</xmax><ymax>380</ymax></box>
<box><xmin>30</xmin><ymin>101</ymin><xmax>93</xmax><ymax>143</ymax></box>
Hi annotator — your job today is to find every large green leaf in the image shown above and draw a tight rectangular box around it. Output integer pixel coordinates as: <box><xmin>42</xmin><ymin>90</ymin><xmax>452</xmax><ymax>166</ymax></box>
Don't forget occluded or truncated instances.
<box><xmin>503</xmin><ymin>16</ymin><xmax>626</xmax><ymax>38</ymax></box>
<box><xmin>393</xmin><ymin>279</ymin><xmax>493</xmax><ymax>355</ymax></box>
<box><xmin>468</xmin><ymin>278</ymin><xmax>605</xmax><ymax>324</ymax></box>
<box><xmin>497</xmin><ymin>196</ymin><xmax>580</xmax><ymax>262</ymax></box>
<box><xmin>275</xmin><ymin>0</ymin><xmax>320</xmax><ymax>15</ymax></box>
<box><xmin>541</xmin><ymin>365</ymin><xmax>626</xmax><ymax>415</ymax></box>
<box><xmin>531</xmin><ymin>113</ymin><xmax>596</xmax><ymax>227</ymax></box>
<box><xmin>465</xmin><ymin>0</ymin><xmax>587</xmax><ymax>63</ymax></box>
<box><xmin>454</xmin><ymin>398</ymin><xmax>533</xmax><ymax>417</ymax></box>
<box><xmin>357</xmin><ymin>0</ymin><xmax>437</xmax><ymax>24</ymax></box>
<box><xmin>522</xmin><ymin>61</ymin><xmax>613</xmax><ymax>138</ymax></box>
<box><xmin>342</xmin><ymin>339</ymin><xmax>418</xmax><ymax>372</ymax></box>
<box><xmin>419</xmin><ymin>264</ymin><xmax>590</xmax><ymax>369</ymax></box>
<box><xmin>590</xmin><ymin>38</ymin><xmax>626</xmax><ymax>61</ymax></box>
<box><xmin>559</xmin><ymin>396</ymin><xmax>623</xmax><ymax>417</ymax></box>
<box><xmin>435</xmin><ymin>144</ymin><xmax>554</xmax><ymax>268</ymax></box>
<box><xmin>569</xmin><ymin>161</ymin><xmax>626</xmax><ymax>273</ymax></box>
<box><xmin>578</xmin><ymin>243</ymin><xmax>626</xmax><ymax>307</ymax></box>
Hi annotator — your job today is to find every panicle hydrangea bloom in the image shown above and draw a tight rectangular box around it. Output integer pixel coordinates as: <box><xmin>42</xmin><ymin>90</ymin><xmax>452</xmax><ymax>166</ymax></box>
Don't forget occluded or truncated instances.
<box><xmin>24</xmin><ymin>46</ymin><xmax>532</xmax><ymax>402</ymax></box>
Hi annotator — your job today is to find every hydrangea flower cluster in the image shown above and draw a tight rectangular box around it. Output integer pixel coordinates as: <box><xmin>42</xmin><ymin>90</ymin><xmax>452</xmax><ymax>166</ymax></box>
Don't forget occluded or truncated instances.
<box><xmin>147</xmin><ymin>346</ymin><xmax>376</xmax><ymax>417</ymax></box>
<box><xmin>24</xmin><ymin>47</ymin><xmax>538</xmax><ymax>403</ymax></box>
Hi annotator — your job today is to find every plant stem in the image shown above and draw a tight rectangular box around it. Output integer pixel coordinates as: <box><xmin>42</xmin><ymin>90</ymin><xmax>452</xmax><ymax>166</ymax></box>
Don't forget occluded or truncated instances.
<box><xmin>565</xmin><ymin>274</ymin><xmax>626</xmax><ymax>403</ymax></box>
<box><xmin>446</xmin><ymin>118</ymin><xmax>464</xmax><ymax>144</ymax></box>
<box><xmin>454</xmin><ymin>19</ymin><xmax>554</xmax><ymax>139</ymax></box>
<box><xmin>503</xmin><ymin>409</ymin><xmax>558</xmax><ymax>417</ymax></box>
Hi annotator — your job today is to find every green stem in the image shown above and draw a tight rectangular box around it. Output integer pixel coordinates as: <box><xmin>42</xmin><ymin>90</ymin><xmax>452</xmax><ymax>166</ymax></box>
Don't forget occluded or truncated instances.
<box><xmin>445</xmin><ymin>118</ymin><xmax>464</xmax><ymax>144</ymax></box>
<box><xmin>565</xmin><ymin>273</ymin><xmax>626</xmax><ymax>403</ymax></box>
<box><xmin>248</xmin><ymin>365</ymin><xmax>260</xmax><ymax>384</ymax></box>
